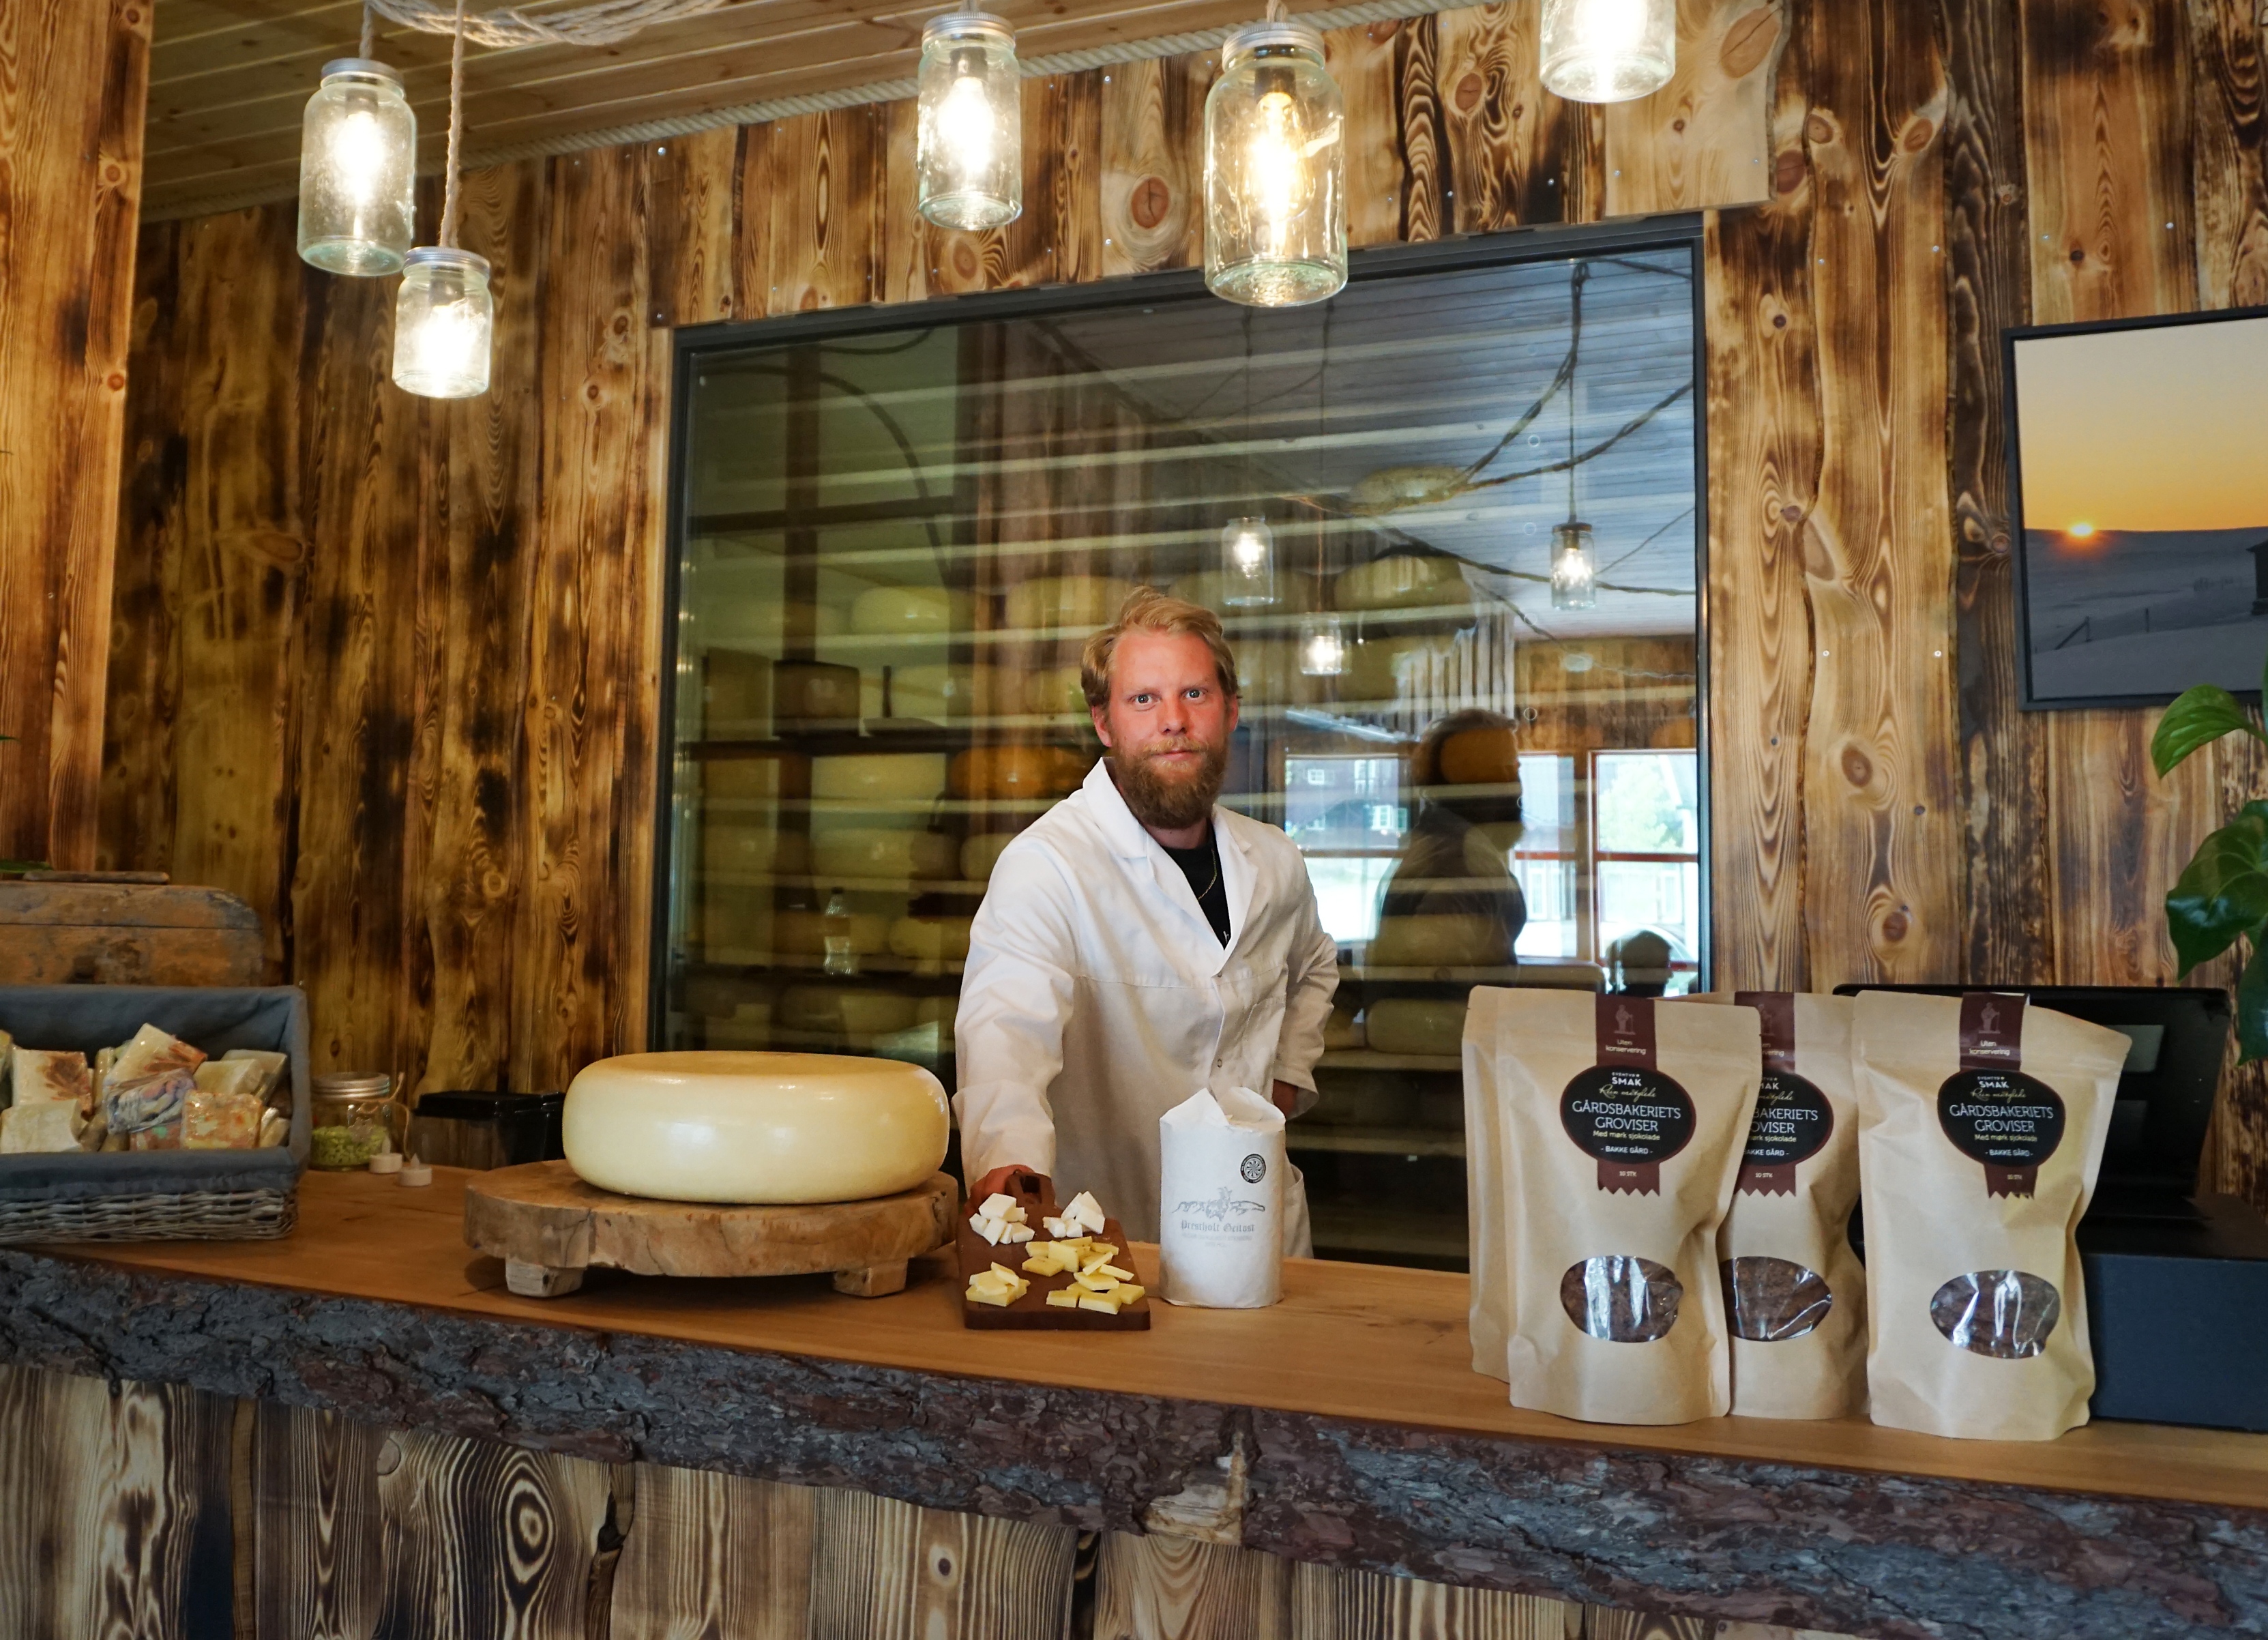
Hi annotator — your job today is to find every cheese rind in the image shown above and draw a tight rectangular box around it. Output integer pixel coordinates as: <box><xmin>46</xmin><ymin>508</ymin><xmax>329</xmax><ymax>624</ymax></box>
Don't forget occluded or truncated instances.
<box><xmin>563</xmin><ymin>1051</ymin><xmax>950</xmax><ymax>1205</ymax></box>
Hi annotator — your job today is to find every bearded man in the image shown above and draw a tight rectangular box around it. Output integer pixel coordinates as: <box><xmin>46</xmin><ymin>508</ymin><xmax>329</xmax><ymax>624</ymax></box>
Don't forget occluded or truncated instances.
<box><xmin>954</xmin><ymin>588</ymin><xmax>1338</xmax><ymax>1245</ymax></box>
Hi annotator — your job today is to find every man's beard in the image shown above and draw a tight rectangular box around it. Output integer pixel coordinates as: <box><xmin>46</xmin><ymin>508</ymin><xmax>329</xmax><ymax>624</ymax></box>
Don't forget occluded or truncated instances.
<box><xmin>1111</xmin><ymin>734</ymin><xmax>1229</xmax><ymax>831</ymax></box>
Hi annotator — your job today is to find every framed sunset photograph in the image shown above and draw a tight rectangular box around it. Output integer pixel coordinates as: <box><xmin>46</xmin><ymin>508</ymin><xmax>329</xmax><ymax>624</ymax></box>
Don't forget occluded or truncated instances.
<box><xmin>2006</xmin><ymin>306</ymin><xmax>2268</xmax><ymax>708</ymax></box>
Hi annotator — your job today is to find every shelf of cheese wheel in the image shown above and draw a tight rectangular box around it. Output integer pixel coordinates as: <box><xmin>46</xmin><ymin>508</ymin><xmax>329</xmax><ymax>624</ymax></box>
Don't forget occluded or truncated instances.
<box><xmin>462</xmin><ymin>1051</ymin><xmax>960</xmax><ymax>1300</ymax></box>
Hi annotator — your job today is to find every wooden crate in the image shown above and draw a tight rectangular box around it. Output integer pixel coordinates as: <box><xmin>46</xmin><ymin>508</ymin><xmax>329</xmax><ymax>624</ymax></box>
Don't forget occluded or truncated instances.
<box><xmin>0</xmin><ymin>876</ymin><xmax>263</xmax><ymax>986</ymax></box>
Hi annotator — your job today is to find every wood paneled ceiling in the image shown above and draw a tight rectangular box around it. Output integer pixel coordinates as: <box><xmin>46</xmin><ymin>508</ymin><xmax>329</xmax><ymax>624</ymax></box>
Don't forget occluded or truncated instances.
<box><xmin>145</xmin><ymin>0</ymin><xmax>1426</xmax><ymax>221</ymax></box>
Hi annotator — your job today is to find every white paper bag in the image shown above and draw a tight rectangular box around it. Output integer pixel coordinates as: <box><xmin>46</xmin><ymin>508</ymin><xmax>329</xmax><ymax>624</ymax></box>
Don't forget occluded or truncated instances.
<box><xmin>1158</xmin><ymin>1087</ymin><xmax>1285</xmax><ymax>1308</ymax></box>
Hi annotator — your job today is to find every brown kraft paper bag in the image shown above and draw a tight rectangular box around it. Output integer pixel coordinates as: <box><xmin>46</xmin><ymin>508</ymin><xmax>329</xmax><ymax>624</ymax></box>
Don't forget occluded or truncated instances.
<box><xmin>1851</xmin><ymin>990</ymin><xmax>2125</xmax><ymax>1441</ymax></box>
<box><xmin>1468</xmin><ymin>987</ymin><xmax>1761</xmax><ymax>1423</ymax></box>
<box><xmin>1679</xmin><ymin>992</ymin><xmax>1866</xmax><ymax>1420</ymax></box>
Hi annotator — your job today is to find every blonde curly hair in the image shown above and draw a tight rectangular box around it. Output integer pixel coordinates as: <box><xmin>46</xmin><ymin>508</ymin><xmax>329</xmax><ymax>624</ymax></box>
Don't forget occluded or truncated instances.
<box><xmin>1079</xmin><ymin>586</ymin><xmax>1241</xmax><ymax>709</ymax></box>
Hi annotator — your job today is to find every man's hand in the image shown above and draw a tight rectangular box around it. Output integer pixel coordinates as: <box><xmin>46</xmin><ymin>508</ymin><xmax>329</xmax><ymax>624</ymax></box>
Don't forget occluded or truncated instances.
<box><xmin>964</xmin><ymin>1163</ymin><xmax>1047</xmax><ymax>1210</ymax></box>
<box><xmin>1270</xmin><ymin>1080</ymin><xmax>1302</xmax><ymax>1117</ymax></box>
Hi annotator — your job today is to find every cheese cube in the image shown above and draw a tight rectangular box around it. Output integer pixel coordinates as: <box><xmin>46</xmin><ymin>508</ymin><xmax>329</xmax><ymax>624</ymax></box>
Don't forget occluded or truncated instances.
<box><xmin>1091</xmin><ymin>1263</ymin><xmax>1134</xmax><ymax>1283</ymax></box>
<box><xmin>1082</xmin><ymin>1243</ymin><xmax>1119</xmax><ymax>1266</ymax></box>
<box><xmin>977</xmin><ymin>1193</ymin><xmax>1018</xmax><ymax>1218</ymax></box>
<box><xmin>1001</xmin><ymin>1225</ymin><xmax>1034</xmax><ymax>1244</ymax></box>
<box><xmin>967</xmin><ymin>1285</ymin><xmax>1016</xmax><ymax>1308</ymax></box>
<box><xmin>1045</xmin><ymin>1288</ymin><xmax>1080</xmax><ymax>1309</ymax></box>
<box><xmin>1042</xmin><ymin>1216</ymin><xmax>1077</xmax><ymax>1239</ymax></box>
<box><xmin>1113</xmin><ymin>1284</ymin><xmax>1145</xmax><ymax>1304</ymax></box>
<box><xmin>1065</xmin><ymin>1190</ymin><xmax>1106</xmax><ymax>1233</ymax></box>
<box><xmin>1021</xmin><ymin>1253</ymin><xmax>1059</xmax><ymax>1275</ymax></box>
<box><xmin>973</xmin><ymin>1215</ymin><xmax>1006</xmax><ymax>1245</ymax></box>
<box><xmin>1073</xmin><ymin>1270</ymin><xmax>1117</xmax><ymax>1293</ymax></box>
<box><xmin>1077</xmin><ymin>1293</ymin><xmax>1121</xmax><ymax>1315</ymax></box>
<box><xmin>989</xmin><ymin>1262</ymin><xmax>1020</xmax><ymax>1280</ymax></box>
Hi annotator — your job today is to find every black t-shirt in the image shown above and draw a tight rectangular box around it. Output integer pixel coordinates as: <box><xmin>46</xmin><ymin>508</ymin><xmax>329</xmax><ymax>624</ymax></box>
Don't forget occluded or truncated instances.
<box><xmin>1162</xmin><ymin>831</ymin><xmax>1232</xmax><ymax>945</ymax></box>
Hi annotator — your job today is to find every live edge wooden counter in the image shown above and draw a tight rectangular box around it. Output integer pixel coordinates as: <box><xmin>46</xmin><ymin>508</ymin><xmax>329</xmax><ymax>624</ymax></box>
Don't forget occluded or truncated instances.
<box><xmin>1</xmin><ymin>1171</ymin><xmax>2262</xmax><ymax>1640</ymax></box>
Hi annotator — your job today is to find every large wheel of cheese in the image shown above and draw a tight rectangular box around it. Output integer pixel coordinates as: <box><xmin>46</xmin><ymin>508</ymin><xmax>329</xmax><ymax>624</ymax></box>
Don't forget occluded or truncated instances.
<box><xmin>948</xmin><ymin>744</ymin><xmax>1087</xmax><ymax>799</ymax></box>
<box><xmin>563</xmin><ymin>1051</ymin><xmax>950</xmax><ymax>1205</ymax></box>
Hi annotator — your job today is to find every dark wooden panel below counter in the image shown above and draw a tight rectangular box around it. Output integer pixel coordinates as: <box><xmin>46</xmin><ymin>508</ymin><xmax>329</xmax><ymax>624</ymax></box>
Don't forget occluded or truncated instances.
<box><xmin>0</xmin><ymin>1171</ymin><xmax>2258</xmax><ymax>1639</ymax></box>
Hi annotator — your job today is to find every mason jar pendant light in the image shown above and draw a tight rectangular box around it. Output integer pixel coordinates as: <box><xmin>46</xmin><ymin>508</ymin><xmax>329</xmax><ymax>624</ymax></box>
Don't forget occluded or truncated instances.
<box><xmin>392</xmin><ymin>0</ymin><xmax>492</xmax><ymax>398</ymax></box>
<box><xmin>1298</xmin><ymin>614</ymin><xmax>1348</xmax><ymax>676</ymax></box>
<box><xmin>296</xmin><ymin>8</ymin><xmax>415</xmax><ymax>274</ymax></box>
<box><xmin>1204</xmin><ymin>2</ymin><xmax>1346</xmax><ymax>308</ymax></box>
<box><xmin>1219</xmin><ymin>518</ymin><xmax>1278</xmax><ymax>606</ymax></box>
<box><xmin>1550</xmin><ymin>521</ymin><xmax>1599</xmax><ymax>609</ymax></box>
<box><xmin>917</xmin><ymin>10</ymin><xmax>1023</xmax><ymax>231</ymax></box>
<box><xmin>1540</xmin><ymin>0</ymin><xmax>1677</xmax><ymax>103</ymax></box>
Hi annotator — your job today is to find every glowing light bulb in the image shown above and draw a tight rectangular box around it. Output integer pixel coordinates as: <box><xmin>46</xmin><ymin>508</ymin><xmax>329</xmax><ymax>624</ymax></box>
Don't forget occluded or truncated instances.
<box><xmin>1551</xmin><ymin>521</ymin><xmax>1598</xmax><ymax>611</ymax></box>
<box><xmin>938</xmin><ymin>72</ymin><xmax>995</xmax><ymax>181</ymax></box>
<box><xmin>1299</xmin><ymin>615</ymin><xmax>1347</xmax><ymax>676</ymax></box>
<box><xmin>328</xmin><ymin>110</ymin><xmax>387</xmax><ymax>203</ymax></box>
<box><xmin>1248</xmin><ymin>89</ymin><xmax>1301</xmax><ymax>253</ymax></box>
<box><xmin>392</xmin><ymin>248</ymin><xmax>494</xmax><ymax>400</ymax></box>
<box><xmin>1218</xmin><ymin>517</ymin><xmax>1278</xmax><ymax>606</ymax></box>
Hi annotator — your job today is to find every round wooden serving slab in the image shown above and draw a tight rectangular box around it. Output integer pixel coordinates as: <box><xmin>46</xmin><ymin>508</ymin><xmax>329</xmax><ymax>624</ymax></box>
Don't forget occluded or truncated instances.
<box><xmin>462</xmin><ymin>1161</ymin><xmax>959</xmax><ymax>1300</ymax></box>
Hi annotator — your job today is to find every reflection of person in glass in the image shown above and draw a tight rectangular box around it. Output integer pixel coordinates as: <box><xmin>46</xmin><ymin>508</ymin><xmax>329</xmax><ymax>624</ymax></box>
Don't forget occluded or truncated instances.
<box><xmin>1369</xmin><ymin>709</ymin><xmax>1527</xmax><ymax>970</ymax></box>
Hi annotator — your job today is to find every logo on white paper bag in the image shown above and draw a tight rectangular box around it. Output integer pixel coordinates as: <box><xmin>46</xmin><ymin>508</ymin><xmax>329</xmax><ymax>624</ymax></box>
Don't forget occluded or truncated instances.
<box><xmin>1173</xmin><ymin>1185</ymin><xmax>1268</xmax><ymax>1235</ymax></box>
<box><xmin>1239</xmin><ymin>1153</ymin><xmax>1267</xmax><ymax>1183</ymax></box>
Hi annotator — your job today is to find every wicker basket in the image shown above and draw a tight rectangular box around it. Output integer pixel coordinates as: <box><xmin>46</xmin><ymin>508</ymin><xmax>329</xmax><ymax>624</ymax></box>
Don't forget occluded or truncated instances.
<box><xmin>0</xmin><ymin>985</ymin><xmax>309</xmax><ymax>1244</ymax></box>
<box><xmin>0</xmin><ymin>1188</ymin><xmax>298</xmax><ymax>1243</ymax></box>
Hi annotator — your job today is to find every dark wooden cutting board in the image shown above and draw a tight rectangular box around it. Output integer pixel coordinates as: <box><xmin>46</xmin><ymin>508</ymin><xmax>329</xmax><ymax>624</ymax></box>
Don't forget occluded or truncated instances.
<box><xmin>956</xmin><ymin>1182</ymin><xmax>1151</xmax><ymax>1331</ymax></box>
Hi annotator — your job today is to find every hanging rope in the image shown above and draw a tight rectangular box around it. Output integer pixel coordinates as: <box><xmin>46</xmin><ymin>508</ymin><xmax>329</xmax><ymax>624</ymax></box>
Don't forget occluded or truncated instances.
<box><xmin>359</xmin><ymin>0</ymin><xmax>376</xmax><ymax>59</ymax></box>
<box><xmin>440</xmin><ymin>0</ymin><xmax>467</xmax><ymax>247</ymax></box>
<box><xmin>366</xmin><ymin>0</ymin><xmax>731</xmax><ymax>49</ymax></box>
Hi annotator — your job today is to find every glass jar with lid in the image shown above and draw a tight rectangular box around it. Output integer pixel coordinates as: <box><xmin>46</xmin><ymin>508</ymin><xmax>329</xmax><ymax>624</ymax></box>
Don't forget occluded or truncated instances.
<box><xmin>308</xmin><ymin>1072</ymin><xmax>406</xmax><ymax>1170</ymax></box>
<box><xmin>297</xmin><ymin>59</ymin><xmax>417</xmax><ymax>275</ymax></box>
<box><xmin>1203</xmin><ymin>17</ymin><xmax>1346</xmax><ymax>308</ymax></box>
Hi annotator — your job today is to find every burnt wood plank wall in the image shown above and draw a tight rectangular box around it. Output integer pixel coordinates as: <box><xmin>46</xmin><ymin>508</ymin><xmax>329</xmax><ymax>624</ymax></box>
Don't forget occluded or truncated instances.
<box><xmin>96</xmin><ymin>0</ymin><xmax>2268</xmax><ymax>1201</ymax></box>
<box><xmin>0</xmin><ymin>0</ymin><xmax>149</xmax><ymax>871</ymax></box>
<box><xmin>0</xmin><ymin>1361</ymin><xmax>1829</xmax><ymax>1639</ymax></box>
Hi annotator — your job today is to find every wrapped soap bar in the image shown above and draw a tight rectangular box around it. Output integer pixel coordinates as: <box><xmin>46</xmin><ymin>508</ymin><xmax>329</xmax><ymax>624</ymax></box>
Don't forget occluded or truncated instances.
<box><xmin>221</xmin><ymin>1048</ymin><xmax>291</xmax><ymax>1105</ymax></box>
<box><xmin>131</xmin><ymin>1123</ymin><xmax>183</xmax><ymax>1152</ymax></box>
<box><xmin>1</xmin><ymin>1101</ymin><xmax>85</xmax><ymax>1153</ymax></box>
<box><xmin>196</xmin><ymin>1058</ymin><xmax>268</xmax><ymax>1102</ymax></box>
<box><xmin>184</xmin><ymin>1087</ymin><xmax>265</xmax><ymax>1150</ymax></box>
<box><xmin>105</xmin><ymin>1023</ymin><xmax>206</xmax><ymax>1091</ymax></box>
<box><xmin>12</xmin><ymin>1047</ymin><xmax>94</xmax><ymax>1115</ymax></box>
<box><xmin>106</xmin><ymin>1068</ymin><xmax>193</xmax><ymax>1135</ymax></box>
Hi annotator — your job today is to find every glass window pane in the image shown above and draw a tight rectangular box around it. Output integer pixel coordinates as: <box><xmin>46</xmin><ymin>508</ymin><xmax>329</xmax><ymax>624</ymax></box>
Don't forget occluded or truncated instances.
<box><xmin>663</xmin><ymin>240</ymin><xmax>1705</xmax><ymax>1273</ymax></box>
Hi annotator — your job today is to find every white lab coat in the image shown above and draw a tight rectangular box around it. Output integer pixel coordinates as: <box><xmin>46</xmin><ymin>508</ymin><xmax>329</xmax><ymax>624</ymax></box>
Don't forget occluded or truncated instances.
<box><xmin>956</xmin><ymin>758</ymin><xmax>1338</xmax><ymax>1244</ymax></box>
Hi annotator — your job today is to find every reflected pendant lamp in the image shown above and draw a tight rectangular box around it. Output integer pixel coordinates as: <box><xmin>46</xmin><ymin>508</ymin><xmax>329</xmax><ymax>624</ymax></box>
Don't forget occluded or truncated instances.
<box><xmin>1220</xmin><ymin>516</ymin><xmax>1279</xmax><ymax>607</ymax></box>
<box><xmin>1551</xmin><ymin>521</ymin><xmax>1599</xmax><ymax>611</ymax></box>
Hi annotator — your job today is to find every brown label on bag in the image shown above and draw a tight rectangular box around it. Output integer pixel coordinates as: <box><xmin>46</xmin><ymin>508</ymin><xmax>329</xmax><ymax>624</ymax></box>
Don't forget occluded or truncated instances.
<box><xmin>1732</xmin><ymin>991</ymin><xmax>1829</xmax><ymax>1195</ymax></box>
<box><xmin>1939</xmin><ymin>993</ymin><xmax>2061</xmax><ymax>1196</ymax></box>
<box><xmin>1957</xmin><ymin>991</ymin><xmax>2024</xmax><ymax>1072</ymax></box>
<box><xmin>1736</xmin><ymin>991</ymin><xmax>1799</xmax><ymax>1074</ymax></box>
<box><xmin>1595</xmin><ymin>995</ymin><xmax>1659</xmax><ymax>1068</ymax></box>
<box><xmin>1561</xmin><ymin>1065</ymin><xmax>1696</xmax><ymax>1195</ymax></box>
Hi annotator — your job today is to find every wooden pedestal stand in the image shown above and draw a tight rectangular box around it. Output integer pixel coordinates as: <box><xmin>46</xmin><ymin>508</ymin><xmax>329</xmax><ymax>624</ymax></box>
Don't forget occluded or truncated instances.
<box><xmin>462</xmin><ymin>1161</ymin><xmax>958</xmax><ymax>1298</ymax></box>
